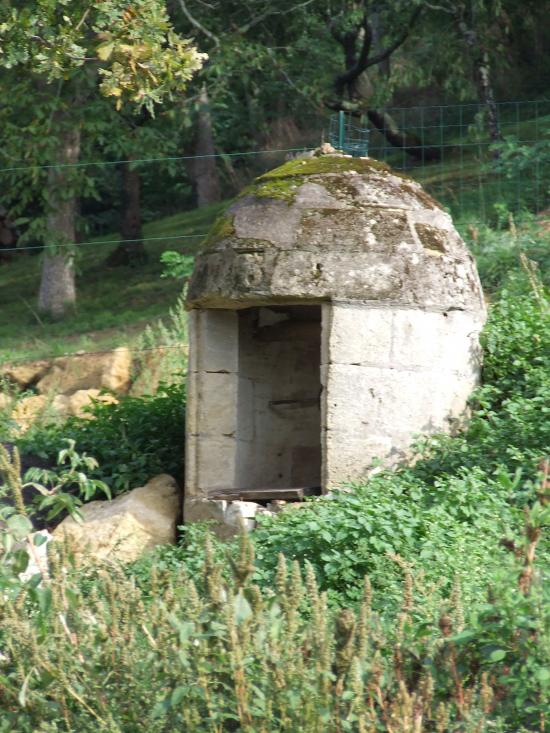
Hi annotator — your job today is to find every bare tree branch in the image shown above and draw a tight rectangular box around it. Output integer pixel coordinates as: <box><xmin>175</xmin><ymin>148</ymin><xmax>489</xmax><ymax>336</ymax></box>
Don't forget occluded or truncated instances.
<box><xmin>177</xmin><ymin>0</ymin><xmax>219</xmax><ymax>46</ymax></box>
<box><xmin>333</xmin><ymin>5</ymin><xmax>422</xmax><ymax>96</ymax></box>
<box><xmin>365</xmin><ymin>5</ymin><xmax>422</xmax><ymax>68</ymax></box>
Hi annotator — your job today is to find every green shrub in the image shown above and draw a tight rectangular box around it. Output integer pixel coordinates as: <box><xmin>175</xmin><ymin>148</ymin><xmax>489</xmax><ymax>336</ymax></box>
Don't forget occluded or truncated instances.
<box><xmin>16</xmin><ymin>382</ymin><xmax>186</xmax><ymax>496</ymax></box>
<box><xmin>415</xmin><ymin>288</ymin><xmax>550</xmax><ymax>480</ymax></box>
<box><xmin>132</xmin><ymin>293</ymin><xmax>188</xmax><ymax>395</ymax></box>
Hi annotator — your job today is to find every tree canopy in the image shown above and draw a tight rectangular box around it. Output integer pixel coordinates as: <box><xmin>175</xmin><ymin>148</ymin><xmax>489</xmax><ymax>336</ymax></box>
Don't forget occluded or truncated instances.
<box><xmin>0</xmin><ymin>0</ymin><xmax>205</xmax><ymax>317</ymax></box>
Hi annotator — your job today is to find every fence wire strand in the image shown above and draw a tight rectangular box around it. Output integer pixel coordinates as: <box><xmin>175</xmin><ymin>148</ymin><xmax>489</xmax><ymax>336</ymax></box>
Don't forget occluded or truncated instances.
<box><xmin>1</xmin><ymin>233</ymin><xmax>207</xmax><ymax>254</ymax></box>
<box><xmin>0</xmin><ymin>146</ymin><xmax>315</xmax><ymax>175</ymax></box>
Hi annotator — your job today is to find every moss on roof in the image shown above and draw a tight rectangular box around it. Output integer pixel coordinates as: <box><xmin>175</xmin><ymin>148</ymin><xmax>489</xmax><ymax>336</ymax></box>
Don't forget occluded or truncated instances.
<box><xmin>258</xmin><ymin>155</ymin><xmax>391</xmax><ymax>180</ymax></box>
<box><xmin>200</xmin><ymin>154</ymin><xmax>439</xmax><ymax>251</ymax></box>
<box><xmin>239</xmin><ymin>155</ymin><xmax>397</xmax><ymax>204</ymax></box>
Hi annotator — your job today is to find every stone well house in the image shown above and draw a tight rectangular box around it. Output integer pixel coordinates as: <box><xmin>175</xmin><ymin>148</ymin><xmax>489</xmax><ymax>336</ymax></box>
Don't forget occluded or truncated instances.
<box><xmin>184</xmin><ymin>152</ymin><xmax>486</xmax><ymax>531</ymax></box>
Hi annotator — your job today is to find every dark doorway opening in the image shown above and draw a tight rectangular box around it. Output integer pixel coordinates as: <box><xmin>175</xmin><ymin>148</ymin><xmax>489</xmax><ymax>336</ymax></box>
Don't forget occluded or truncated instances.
<box><xmin>211</xmin><ymin>304</ymin><xmax>322</xmax><ymax>502</ymax></box>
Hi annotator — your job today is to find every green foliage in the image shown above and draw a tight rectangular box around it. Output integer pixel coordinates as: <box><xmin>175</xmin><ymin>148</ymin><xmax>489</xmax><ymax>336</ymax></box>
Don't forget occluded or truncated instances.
<box><xmin>160</xmin><ymin>251</ymin><xmax>195</xmax><ymax>280</ymax></box>
<box><xmin>23</xmin><ymin>438</ymin><xmax>111</xmax><ymax>521</ymax></box>
<box><xmin>0</xmin><ymin>441</ymin><xmax>102</xmax><ymax>592</ymax></box>
<box><xmin>0</xmin><ymin>1</ymin><xmax>205</xmax><ymax>113</ymax></box>
<box><xmin>491</xmin><ymin>130</ymin><xmax>550</xmax><ymax>204</ymax></box>
<box><xmin>0</xmin><ymin>203</ymin><xmax>223</xmax><ymax>364</ymax></box>
<box><xmin>468</xmin><ymin>220</ymin><xmax>550</xmax><ymax>294</ymax></box>
<box><xmin>16</xmin><ymin>383</ymin><xmax>186</xmax><ymax>495</ymax></box>
<box><xmin>253</xmin><ymin>467</ymin><xmax>521</xmax><ymax>609</ymax></box>
<box><xmin>416</xmin><ymin>289</ymin><xmax>550</xmax><ymax>480</ymax></box>
<box><xmin>132</xmin><ymin>292</ymin><xmax>188</xmax><ymax>394</ymax></box>
<box><xmin>0</xmin><ymin>515</ymin><xmax>547</xmax><ymax>731</ymax></box>
<box><xmin>130</xmin><ymin>521</ymin><xmax>229</xmax><ymax>591</ymax></box>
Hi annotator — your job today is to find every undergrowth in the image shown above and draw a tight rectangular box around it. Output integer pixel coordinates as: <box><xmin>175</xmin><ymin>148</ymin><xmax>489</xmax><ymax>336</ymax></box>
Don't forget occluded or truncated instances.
<box><xmin>15</xmin><ymin>382</ymin><xmax>186</xmax><ymax>495</ymax></box>
<box><xmin>0</xmin><ymin>497</ymin><xmax>548</xmax><ymax>732</ymax></box>
<box><xmin>0</xmin><ymin>221</ymin><xmax>549</xmax><ymax>730</ymax></box>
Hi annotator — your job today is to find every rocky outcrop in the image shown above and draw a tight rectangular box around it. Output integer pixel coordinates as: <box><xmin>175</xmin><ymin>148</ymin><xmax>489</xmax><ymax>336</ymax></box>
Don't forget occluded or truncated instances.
<box><xmin>36</xmin><ymin>347</ymin><xmax>132</xmax><ymax>395</ymax></box>
<box><xmin>53</xmin><ymin>475</ymin><xmax>179</xmax><ymax>563</ymax></box>
<box><xmin>7</xmin><ymin>390</ymin><xmax>118</xmax><ymax>434</ymax></box>
<box><xmin>1</xmin><ymin>360</ymin><xmax>50</xmax><ymax>389</ymax></box>
<box><xmin>1</xmin><ymin>348</ymin><xmax>132</xmax><ymax>395</ymax></box>
<box><xmin>11</xmin><ymin>395</ymin><xmax>58</xmax><ymax>432</ymax></box>
<box><xmin>1</xmin><ymin>348</ymin><xmax>130</xmax><ymax>433</ymax></box>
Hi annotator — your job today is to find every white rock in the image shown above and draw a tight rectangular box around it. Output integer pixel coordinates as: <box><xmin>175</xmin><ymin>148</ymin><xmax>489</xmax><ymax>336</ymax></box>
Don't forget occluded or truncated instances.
<box><xmin>19</xmin><ymin>530</ymin><xmax>52</xmax><ymax>583</ymax></box>
<box><xmin>53</xmin><ymin>475</ymin><xmax>179</xmax><ymax>564</ymax></box>
<box><xmin>36</xmin><ymin>348</ymin><xmax>132</xmax><ymax>396</ymax></box>
<box><xmin>68</xmin><ymin>389</ymin><xmax>118</xmax><ymax>418</ymax></box>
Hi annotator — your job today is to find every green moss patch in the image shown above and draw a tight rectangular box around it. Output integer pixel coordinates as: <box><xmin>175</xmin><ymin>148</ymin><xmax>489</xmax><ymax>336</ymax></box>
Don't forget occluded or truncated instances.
<box><xmin>241</xmin><ymin>155</ymin><xmax>398</xmax><ymax>205</ymax></box>
<box><xmin>202</xmin><ymin>212</ymin><xmax>236</xmax><ymax>247</ymax></box>
<box><xmin>242</xmin><ymin>177</ymin><xmax>300</xmax><ymax>202</ymax></box>
<box><xmin>259</xmin><ymin>155</ymin><xmax>391</xmax><ymax>180</ymax></box>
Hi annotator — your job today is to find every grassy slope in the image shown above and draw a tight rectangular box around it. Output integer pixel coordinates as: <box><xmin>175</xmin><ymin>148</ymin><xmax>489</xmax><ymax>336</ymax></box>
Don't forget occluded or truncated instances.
<box><xmin>0</xmin><ymin>202</ymin><xmax>226</xmax><ymax>363</ymax></box>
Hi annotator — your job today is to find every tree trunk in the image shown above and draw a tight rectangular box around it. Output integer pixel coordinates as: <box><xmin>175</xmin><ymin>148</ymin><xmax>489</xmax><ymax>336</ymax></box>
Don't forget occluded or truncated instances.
<box><xmin>472</xmin><ymin>51</ymin><xmax>502</xmax><ymax>144</ymax></box>
<box><xmin>456</xmin><ymin>19</ymin><xmax>502</xmax><ymax>143</ymax></box>
<box><xmin>0</xmin><ymin>206</ymin><xmax>17</xmax><ymax>262</ymax></box>
<box><xmin>38</xmin><ymin>127</ymin><xmax>80</xmax><ymax>319</ymax></box>
<box><xmin>106</xmin><ymin>159</ymin><xmax>147</xmax><ymax>266</ymax></box>
<box><xmin>192</xmin><ymin>85</ymin><xmax>221</xmax><ymax>208</ymax></box>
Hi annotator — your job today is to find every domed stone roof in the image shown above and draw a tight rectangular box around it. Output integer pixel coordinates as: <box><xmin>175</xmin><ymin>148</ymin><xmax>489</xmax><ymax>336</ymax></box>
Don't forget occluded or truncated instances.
<box><xmin>186</xmin><ymin>152</ymin><xmax>485</xmax><ymax>314</ymax></box>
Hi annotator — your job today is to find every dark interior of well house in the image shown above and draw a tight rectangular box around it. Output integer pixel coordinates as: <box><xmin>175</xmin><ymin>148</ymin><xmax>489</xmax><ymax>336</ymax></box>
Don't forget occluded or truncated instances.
<box><xmin>210</xmin><ymin>304</ymin><xmax>323</xmax><ymax>504</ymax></box>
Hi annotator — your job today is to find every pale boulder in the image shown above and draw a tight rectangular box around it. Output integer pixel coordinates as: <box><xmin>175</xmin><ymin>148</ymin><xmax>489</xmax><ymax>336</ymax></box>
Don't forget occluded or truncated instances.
<box><xmin>51</xmin><ymin>394</ymin><xmax>71</xmax><ymax>418</ymax></box>
<box><xmin>10</xmin><ymin>394</ymin><xmax>69</xmax><ymax>434</ymax></box>
<box><xmin>53</xmin><ymin>475</ymin><xmax>180</xmax><ymax>563</ymax></box>
<box><xmin>36</xmin><ymin>348</ymin><xmax>132</xmax><ymax>396</ymax></box>
<box><xmin>11</xmin><ymin>395</ymin><xmax>47</xmax><ymax>431</ymax></box>
<box><xmin>0</xmin><ymin>360</ymin><xmax>50</xmax><ymax>389</ymax></box>
<box><xmin>101</xmin><ymin>347</ymin><xmax>132</xmax><ymax>393</ymax></box>
<box><xmin>68</xmin><ymin>389</ymin><xmax>118</xmax><ymax>418</ymax></box>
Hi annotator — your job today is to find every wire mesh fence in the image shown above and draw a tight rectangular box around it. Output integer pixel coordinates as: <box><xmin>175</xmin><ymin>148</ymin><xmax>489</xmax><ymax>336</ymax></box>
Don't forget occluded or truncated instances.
<box><xmin>365</xmin><ymin>99</ymin><xmax>550</xmax><ymax>225</ymax></box>
<box><xmin>328</xmin><ymin>111</ymin><xmax>370</xmax><ymax>157</ymax></box>
<box><xmin>1</xmin><ymin>99</ymin><xmax>548</xmax><ymax>259</ymax></box>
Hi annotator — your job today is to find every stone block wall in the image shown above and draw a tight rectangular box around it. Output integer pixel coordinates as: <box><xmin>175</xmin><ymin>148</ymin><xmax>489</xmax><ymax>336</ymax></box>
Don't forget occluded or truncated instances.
<box><xmin>321</xmin><ymin>301</ymin><xmax>483</xmax><ymax>486</ymax></box>
<box><xmin>185</xmin><ymin>300</ymin><xmax>484</xmax><ymax>524</ymax></box>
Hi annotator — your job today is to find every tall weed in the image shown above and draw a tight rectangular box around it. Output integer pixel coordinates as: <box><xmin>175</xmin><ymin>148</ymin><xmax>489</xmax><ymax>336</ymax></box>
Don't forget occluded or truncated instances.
<box><xmin>0</xmin><ymin>504</ymin><xmax>547</xmax><ymax>732</ymax></box>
